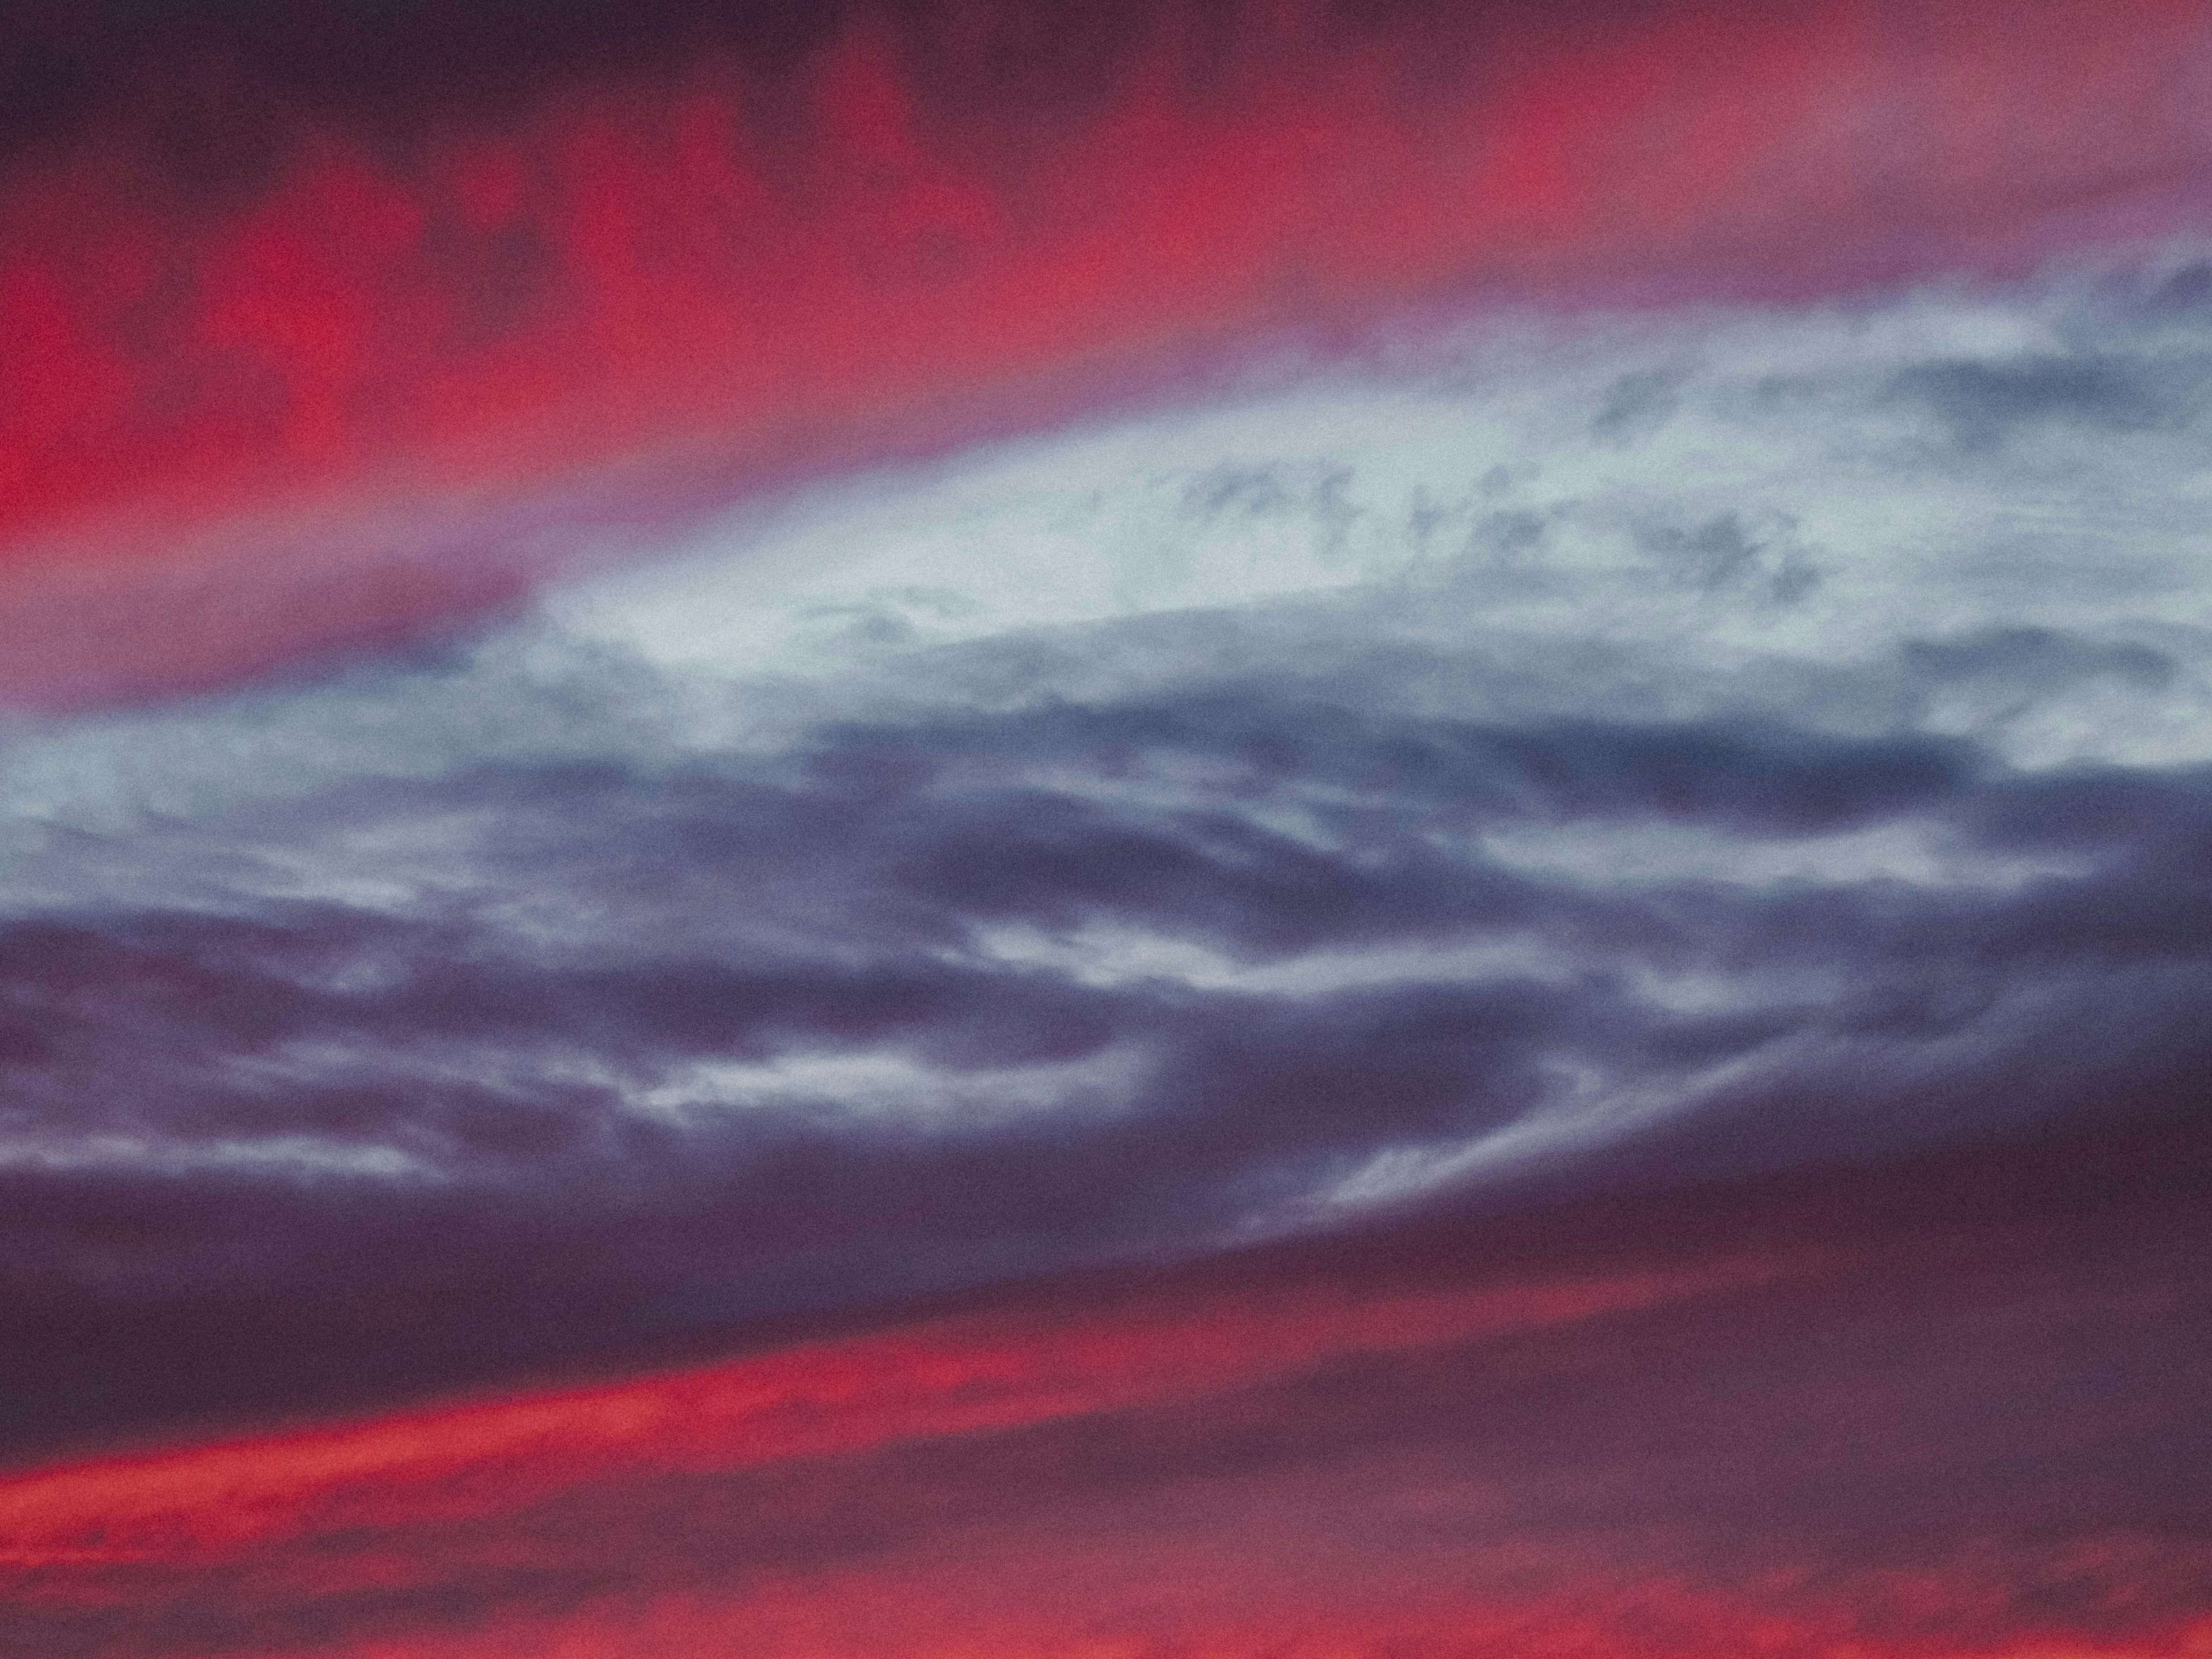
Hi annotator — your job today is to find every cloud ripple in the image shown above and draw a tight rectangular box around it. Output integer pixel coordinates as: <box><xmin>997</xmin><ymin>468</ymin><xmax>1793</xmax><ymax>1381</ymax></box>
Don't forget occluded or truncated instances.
<box><xmin>7</xmin><ymin>268</ymin><xmax>2212</xmax><ymax>1452</ymax></box>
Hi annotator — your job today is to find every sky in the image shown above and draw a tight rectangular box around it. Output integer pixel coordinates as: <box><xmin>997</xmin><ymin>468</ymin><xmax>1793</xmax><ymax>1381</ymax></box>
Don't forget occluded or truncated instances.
<box><xmin>4</xmin><ymin>3</ymin><xmax>2212</xmax><ymax>1658</ymax></box>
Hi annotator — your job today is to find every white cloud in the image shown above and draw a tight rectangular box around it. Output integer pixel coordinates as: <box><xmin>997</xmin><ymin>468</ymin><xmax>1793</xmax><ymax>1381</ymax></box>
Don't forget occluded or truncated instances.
<box><xmin>630</xmin><ymin>1044</ymin><xmax>1146</xmax><ymax>1130</ymax></box>
<box><xmin>7</xmin><ymin>259</ymin><xmax>2212</xmax><ymax>1276</ymax></box>
<box><xmin>1474</xmin><ymin>815</ymin><xmax>2090</xmax><ymax>892</ymax></box>
<box><xmin>0</xmin><ymin>1130</ymin><xmax>438</xmax><ymax>1183</ymax></box>
<box><xmin>963</xmin><ymin>920</ymin><xmax>1580</xmax><ymax>997</ymax></box>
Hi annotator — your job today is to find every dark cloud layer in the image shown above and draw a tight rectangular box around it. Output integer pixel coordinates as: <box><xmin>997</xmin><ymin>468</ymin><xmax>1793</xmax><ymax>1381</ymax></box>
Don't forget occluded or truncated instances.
<box><xmin>7</xmin><ymin>666</ymin><xmax>2212</xmax><ymax>1456</ymax></box>
<box><xmin>6</xmin><ymin>1103</ymin><xmax>2209</xmax><ymax>1658</ymax></box>
<box><xmin>6</xmin><ymin>275</ymin><xmax>2212</xmax><ymax>1462</ymax></box>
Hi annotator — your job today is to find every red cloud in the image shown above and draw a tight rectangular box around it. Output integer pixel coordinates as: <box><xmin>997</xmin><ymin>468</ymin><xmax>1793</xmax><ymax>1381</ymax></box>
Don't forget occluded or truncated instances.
<box><xmin>5</xmin><ymin>1184</ymin><xmax>2209</xmax><ymax>1658</ymax></box>
<box><xmin>0</xmin><ymin>1248</ymin><xmax>1801</xmax><ymax>1571</ymax></box>
<box><xmin>4</xmin><ymin>0</ymin><xmax>2211</xmax><ymax>706</ymax></box>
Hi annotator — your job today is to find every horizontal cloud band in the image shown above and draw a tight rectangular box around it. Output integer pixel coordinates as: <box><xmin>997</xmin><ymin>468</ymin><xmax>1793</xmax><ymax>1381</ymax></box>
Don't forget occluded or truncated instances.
<box><xmin>6</xmin><ymin>271</ymin><xmax>2212</xmax><ymax>1462</ymax></box>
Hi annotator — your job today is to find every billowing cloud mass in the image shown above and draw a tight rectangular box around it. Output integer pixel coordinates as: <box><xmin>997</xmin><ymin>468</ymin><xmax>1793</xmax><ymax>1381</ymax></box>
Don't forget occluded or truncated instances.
<box><xmin>6</xmin><ymin>2</ymin><xmax>2212</xmax><ymax>1655</ymax></box>
<box><xmin>6</xmin><ymin>264</ymin><xmax>2212</xmax><ymax>1656</ymax></box>
<box><xmin>7</xmin><ymin>264</ymin><xmax>2212</xmax><ymax>1419</ymax></box>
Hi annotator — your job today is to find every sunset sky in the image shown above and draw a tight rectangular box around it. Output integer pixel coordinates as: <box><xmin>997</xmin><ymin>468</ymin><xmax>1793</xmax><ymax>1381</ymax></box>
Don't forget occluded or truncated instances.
<box><xmin>4</xmin><ymin>3</ymin><xmax>2212</xmax><ymax>1657</ymax></box>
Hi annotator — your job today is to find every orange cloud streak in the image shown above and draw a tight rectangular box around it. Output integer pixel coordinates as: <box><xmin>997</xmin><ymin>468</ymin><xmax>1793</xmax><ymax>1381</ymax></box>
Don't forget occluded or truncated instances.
<box><xmin>0</xmin><ymin>1249</ymin><xmax>1797</xmax><ymax>1570</ymax></box>
<box><xmin>5</xmin><ymin>1211</ymin><xmax>2207</xmax><ymax>1659</ymax></box>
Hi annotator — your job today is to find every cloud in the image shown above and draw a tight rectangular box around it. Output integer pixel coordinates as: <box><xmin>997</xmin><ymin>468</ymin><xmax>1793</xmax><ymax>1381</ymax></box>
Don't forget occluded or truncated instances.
<box><xmin>5</xmin><ymin>1116</ymin><xmax>2208</xmax><ymax>1659</ymax></box>
<box><xmin>6</xmin><ymin>266</ymin><xmax>2212</xmax><ymax>1452</ymax></box>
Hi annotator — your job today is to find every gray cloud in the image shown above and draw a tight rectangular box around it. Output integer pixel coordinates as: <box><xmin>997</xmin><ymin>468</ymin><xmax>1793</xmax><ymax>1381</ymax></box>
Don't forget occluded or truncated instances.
<box><xmin>7</xmin><ymin>264</ymin><xmax>2212</xmax><ymax>1453</ymax></box>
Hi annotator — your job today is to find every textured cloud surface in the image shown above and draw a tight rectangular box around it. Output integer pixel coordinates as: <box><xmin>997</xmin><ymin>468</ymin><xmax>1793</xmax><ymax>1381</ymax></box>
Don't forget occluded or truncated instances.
<box><xmin>6</xmin><ymin>1103</ymin><xmax>2209</xmax><ymax>1657</ymax></box>
<box><xmin>8</xmin><ymin>0</ymin><xmax>2212</xmax><ymax>707</ymax></box>
<box><xmin>7</xmin><ymin>267</ymin><xmax>2212</xmax><ymax>1471</ymax></box>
